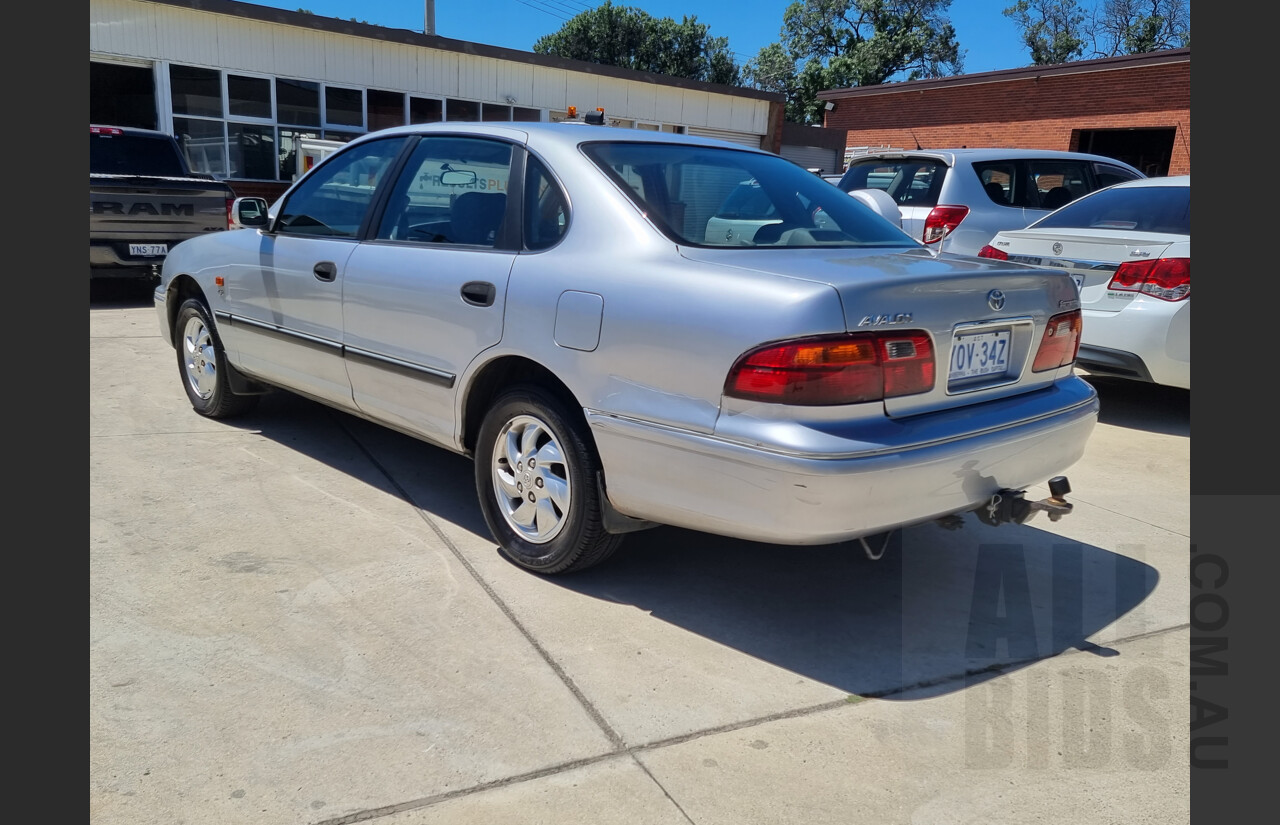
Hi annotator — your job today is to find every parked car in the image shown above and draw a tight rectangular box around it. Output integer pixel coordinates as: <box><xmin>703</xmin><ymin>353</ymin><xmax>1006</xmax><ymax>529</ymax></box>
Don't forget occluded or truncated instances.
<box><xmin>155</xmin><ymin>121</ymin><xmax>1099</xmax><ymax>575</ymax></box>
<box><xmin>979</xmin><ymin>175</ymin><xmax>1190</xmax><ymax>390</ymax></box>
<box><xmin>835</xmin><ymin>148</ymin><xmax>1145</xmax><ymax>257</ymax></box>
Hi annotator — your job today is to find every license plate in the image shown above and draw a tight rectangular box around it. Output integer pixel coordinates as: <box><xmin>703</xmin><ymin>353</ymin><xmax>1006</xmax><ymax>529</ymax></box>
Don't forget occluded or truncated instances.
<box><xmin>129</xmin><ymin>243</ymin><xmax>168</xmax><ymax>257</ymax></box>
<box><xmin>949</xmin><ymin>330</ymin><xmax>1011</xmax><ymax>381</ymax></box>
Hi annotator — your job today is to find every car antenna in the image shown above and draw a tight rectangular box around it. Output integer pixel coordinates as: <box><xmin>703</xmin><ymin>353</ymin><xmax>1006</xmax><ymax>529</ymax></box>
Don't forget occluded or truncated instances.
<box><xmin>910</xmin><ymin>129</ymin><xmax>922</xmax><ymax>150</ymax></box>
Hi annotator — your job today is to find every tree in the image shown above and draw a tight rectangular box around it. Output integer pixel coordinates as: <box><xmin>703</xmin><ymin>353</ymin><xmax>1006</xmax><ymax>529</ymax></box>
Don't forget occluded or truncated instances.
<box><xmin>743</xmin><ymin>0</ymin><xmax>965</xmax><ymax>124</ymax></box>
<box><xmin>1002</xmin><ymin>0</ymin><xmax>1087</xmax><ymax>65</ymax></box>
<box><xmin>1004</xmin><ymin>0</ymin><xmax>1190</xmax><ymax>66</ymax></box>
<box><xmin>1086</xmin><ymin>0</ymin><xmax>1190</xmax><ymax>56</ymax></box>
<box><xmin>532</xmin><ymin>2</ymin><xmax>740</xmax><ymax>86</ymax></box>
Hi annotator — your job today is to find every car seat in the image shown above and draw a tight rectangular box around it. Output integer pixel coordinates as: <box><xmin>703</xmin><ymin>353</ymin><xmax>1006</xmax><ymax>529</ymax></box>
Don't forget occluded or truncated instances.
<box><xmin>1041</xmin><ymin>186</ymin><xmax>1075</xmax><ymax>210</ymax></box>
<box><xmin>451</xmin><ymin>192</ymin><xmax>507</xmax><ymax>246</ymax></box>
<box><xmin>983</xmin><ymin>181</ymin><xmax>1008</xmax><ymax>204</ymax></box>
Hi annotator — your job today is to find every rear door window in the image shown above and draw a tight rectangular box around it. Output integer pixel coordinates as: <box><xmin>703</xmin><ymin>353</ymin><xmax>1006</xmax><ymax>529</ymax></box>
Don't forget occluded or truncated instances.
<box><xmin>840</xmin><ymin>159</ymin><xmax>946</xmax><ymax>208</ymax></box>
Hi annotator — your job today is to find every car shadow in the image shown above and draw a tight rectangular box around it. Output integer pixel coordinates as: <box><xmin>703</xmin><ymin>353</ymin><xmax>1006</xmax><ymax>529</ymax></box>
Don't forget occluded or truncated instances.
<box><xmin>90</xmin><ymin>278</ymin><xmax>156</xmax><ymax>308</ymax></box>
<box><xmin>228</xmin><ymin>390</ymin><xmax>1159</xmax><ymax>702</ymax></box>
<box><xmin>1080</xmin><ymin>373</ymin><xmax>1189</xmax><ymax>437</ymax></box>
<box><xmin>543</xmin><ymin>522</ymin><xmax>1157</xmax><ymax>699</ymax></box>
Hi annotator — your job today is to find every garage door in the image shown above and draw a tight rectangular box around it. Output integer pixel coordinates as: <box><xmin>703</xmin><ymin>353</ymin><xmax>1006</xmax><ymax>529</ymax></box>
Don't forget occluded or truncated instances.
<box><xmin>686</xmin><ymin>126</ymin><xmax>763</xmax><ymax>149</ymax></box>
<box><xmin>781</xmin><ymin>145</ymin><xmax>841</xmax><ymax>174</ymax></box>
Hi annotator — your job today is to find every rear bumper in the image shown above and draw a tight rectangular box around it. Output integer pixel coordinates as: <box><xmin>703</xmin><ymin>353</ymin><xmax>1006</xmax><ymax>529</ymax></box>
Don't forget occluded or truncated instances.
<box><xmin>1078</xmin><ymin>300</ymin><xmax>1190</xmax><ymax>389</ymax></box>
<box><xmin>588</xmin><ymin>378</ymin><xmax>1099</xmax><ymax>544</ymax></box>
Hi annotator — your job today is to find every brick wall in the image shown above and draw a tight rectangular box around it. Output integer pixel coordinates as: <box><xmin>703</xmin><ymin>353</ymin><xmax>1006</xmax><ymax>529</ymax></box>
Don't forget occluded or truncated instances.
<box><xmin>824</xmin><ymin>63</ymin><xmax>1190</xmax><ymax>175</ymax></box>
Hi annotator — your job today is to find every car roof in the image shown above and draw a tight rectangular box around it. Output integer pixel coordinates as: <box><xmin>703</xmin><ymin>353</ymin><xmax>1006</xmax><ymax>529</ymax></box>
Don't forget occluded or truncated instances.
<box><xmin>348</xmin><ymin>120</ymin><xmax>770</xmax><ymax>154</ymax></box>
<box><xmin>848</xmin><ymin>147</ymin><xmax>1140</xmax><ymax>165</ymax></box>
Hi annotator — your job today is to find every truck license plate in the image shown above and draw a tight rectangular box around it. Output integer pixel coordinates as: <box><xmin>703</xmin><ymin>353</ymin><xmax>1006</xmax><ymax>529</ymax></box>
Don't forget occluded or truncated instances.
<box><xmin>949</xmin><ymin>330</ymin><xmax>1011</xmax><ymax>381</ymax></box>
<box><xmin>129</xmin><ymin>243</ymin><xmax>168</xmax><ymax>257</ymax></box>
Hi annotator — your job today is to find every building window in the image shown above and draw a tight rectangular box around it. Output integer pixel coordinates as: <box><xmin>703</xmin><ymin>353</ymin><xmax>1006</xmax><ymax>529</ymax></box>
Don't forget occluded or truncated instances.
<box><xmin>481</xmin><ymin>104</ymin><xmax>511</xmax><ymax>122</ymax></box>
<box><xmin>325</xmin><ymin>86</ymin><xmax>364</xmax><ymax>128</ymax></box>
<box><xmin>170</xmin><ymin>65</ymin><xmax>222</xmax><ymax>118</ymax></box>
<box><xmin>277</xmin><ymin>78</ymin><xmax>320</xmax><ymax>127</ymax></box>
<box><xmin>228</xmin><ymin>74</ymin><xmax>272</xmax><ymax>119</ymax></box>
<box><xmin>367</xmin><ymin>89</ymin><xmax>406</xmax><ymax>132</ymax></box>
<box><xmin>447</xmin><ymin>99</ymin><xmax>480</xmax><ymax>121</ymax></box>
<box><xmin>173</xmin><ymin>116</ymin><xmax>227</xmax><ymax>177</ymax></box>
<box><xmin>512</xmin><ymin>107</ymin><xmax>541</xmax><ymax>122</ymax></box>
<box><xmin>410</xmin><ymin>97</ymin><xmax>443</xmax><ymax>124</ymax></box>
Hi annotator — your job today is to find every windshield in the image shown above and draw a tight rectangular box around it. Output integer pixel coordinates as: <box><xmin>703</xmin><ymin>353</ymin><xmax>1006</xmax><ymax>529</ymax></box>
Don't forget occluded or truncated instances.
<box><xmin>582</xmin><ymin>142</ymin><xmax>917</xmax><ymax>249</ymax></box>
<box><xmin>91</xmin><ymin>132</ymin><xmax>190</xmax><ymax>177</ymax></box>
<box><xmin>1032</xmin><ymin>184</ymin><xmax>1190</xmax><ymax>235</ymax></box>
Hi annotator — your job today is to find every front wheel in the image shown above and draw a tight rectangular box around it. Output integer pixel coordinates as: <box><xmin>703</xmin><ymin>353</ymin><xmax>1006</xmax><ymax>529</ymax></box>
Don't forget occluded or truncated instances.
<box><xmin>174</xmin><ymin>298</ymin><xmax>258</xmax><ymax>418</ymax></box>
<box><xmin>474</xmin><ymin>385</ymin><xmax>623</xmax><ymax>574</ymax></box>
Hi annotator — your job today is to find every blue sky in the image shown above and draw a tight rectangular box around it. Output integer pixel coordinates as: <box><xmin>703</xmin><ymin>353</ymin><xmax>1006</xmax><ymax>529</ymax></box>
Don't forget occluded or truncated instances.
<box><xmin>249</xmin><ymin>1</ymin><xmax>1030</xmax><ymax>75</ymax></box>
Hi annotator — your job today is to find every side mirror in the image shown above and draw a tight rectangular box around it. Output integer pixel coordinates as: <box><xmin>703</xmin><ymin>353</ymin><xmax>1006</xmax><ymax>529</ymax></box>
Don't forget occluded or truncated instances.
<box><xmin>232</xmin><ymin>197</ymin><xmax>269</xmax><ymax>229</ymax></box>
<box><xmin>848</xmin><ymin>188</ymin><xmax>903</xmax><ymax>228</ymax></box>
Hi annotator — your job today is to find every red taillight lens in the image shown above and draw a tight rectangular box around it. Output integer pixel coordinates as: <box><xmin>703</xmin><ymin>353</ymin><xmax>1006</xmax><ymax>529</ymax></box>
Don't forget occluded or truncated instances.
<box><xmin>1032</xmin><ymin>310</ymin><xmax>1082</xmax><ymax>372</ymax></box>
<box><xmin>923</xmin><ymin>205</ymin><xmax>969</xmax><ymax>244</ymax></box>
<box><xmin>226</xmin><ymin>198</ymin><xmax>235</xmax><ymax>230</ymax></box>
<box><xmin>977</xmin><ymin>245</ymin><xmax>1008</xmax><ymax>260</ymax></box>
<box><xmin>90</xmin><ymin>126</ymin><xmax>123</xmax><ymax>136</ymax></box>
<box><xmin>1107</xmin><ymin>257</ymin><xmax>1190</xmax><ymax>301</ymax></box>
<box><xmin>726</xmin><ymin>332</ymin><xmax>935</xmax><ymax>405</ymax></box>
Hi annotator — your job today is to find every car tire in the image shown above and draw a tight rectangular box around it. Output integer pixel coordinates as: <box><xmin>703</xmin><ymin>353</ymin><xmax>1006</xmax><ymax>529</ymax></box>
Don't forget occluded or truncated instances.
<box><xmin>475</xmin><ymin>385</ymin><xmax>623</xmax><ymax>574</ymax></box>
<box><xmin>174</xmin><ymin>298</ymin><xmax>258</xmax><ymax>418</ymax></box>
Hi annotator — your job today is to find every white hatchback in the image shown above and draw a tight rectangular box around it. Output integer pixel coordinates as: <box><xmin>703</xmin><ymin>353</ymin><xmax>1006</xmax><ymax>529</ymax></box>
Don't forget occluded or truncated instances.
<box><xmin>979</xmin><ymin>176</ymin><xmax>1190</xmax><ymax>390</ymax></box>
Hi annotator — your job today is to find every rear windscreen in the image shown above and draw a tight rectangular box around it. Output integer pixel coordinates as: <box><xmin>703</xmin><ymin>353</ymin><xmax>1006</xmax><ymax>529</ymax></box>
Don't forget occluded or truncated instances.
<box><xmin>90</xmin><ymin>133</ymin><xmax>189</xmax><ymax>177</ymax></box>
<box><xmin>1032</xmin><ymin>185</ymin><xmax>1190</xmax><ymax>235</ymax></box>
<box><xmin>838</xmin><ymin>159</ymin><xmax>945</xmax><ymax>208</ymax></box>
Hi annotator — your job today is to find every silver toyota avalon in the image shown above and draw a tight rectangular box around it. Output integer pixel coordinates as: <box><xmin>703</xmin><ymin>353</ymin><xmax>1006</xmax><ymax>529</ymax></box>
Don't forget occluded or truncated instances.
<box><xmin>156</xmin><ymin>118</ymin><xmax>1097</xmax><ymax>574</ymax></box>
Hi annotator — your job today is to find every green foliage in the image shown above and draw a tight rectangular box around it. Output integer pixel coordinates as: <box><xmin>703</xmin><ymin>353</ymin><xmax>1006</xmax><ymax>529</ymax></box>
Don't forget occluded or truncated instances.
<box><xmin>1002</xmin><ymin>0</ymin><xmax>1086</xmax><ymax>65</ymax></box>
<box><xmin>1004</xmin><ymin>0</ymin><xmax>1190</xmax><ymax>65</ymax></box>
<box><xmin>533</xmin><ymin>1</ymin><xmax>741</xmax><ymax>86</ymax></box>
<box><xmin>744</xmin><ymin>0</ymin><xmax>965</xmax><ymax>124</ymax></box>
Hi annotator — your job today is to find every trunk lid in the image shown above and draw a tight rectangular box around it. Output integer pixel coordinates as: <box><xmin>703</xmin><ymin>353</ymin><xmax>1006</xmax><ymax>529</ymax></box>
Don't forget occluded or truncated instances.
<box><xmin>678</xmin><ymin>245</ymin><xmax>1082</xmax><ymax>418</ymax></box>
<box><xmin>989</xmin><ymin>228</ymin><xmax>1177</xmax><ymax>314</ymax></box>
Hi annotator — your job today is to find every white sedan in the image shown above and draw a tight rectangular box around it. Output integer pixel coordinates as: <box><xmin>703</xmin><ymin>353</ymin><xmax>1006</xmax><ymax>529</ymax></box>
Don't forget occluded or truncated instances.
<box><xmin>979</xmin><ymin>176</ymin><xmax>1190</xmax><ymax>390</ymax></box>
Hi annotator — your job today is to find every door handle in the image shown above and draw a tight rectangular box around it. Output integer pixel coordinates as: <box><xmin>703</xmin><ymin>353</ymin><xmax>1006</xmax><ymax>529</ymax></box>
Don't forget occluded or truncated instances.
<box><xmin>313</xmin><ymin>261</ymin><xmax>337</xmax><ymax>282</ymax></box>
<box><xmin>461</xmin><ymin>281</ymin><xmax>496</xmax><ymax>307</ymax></box>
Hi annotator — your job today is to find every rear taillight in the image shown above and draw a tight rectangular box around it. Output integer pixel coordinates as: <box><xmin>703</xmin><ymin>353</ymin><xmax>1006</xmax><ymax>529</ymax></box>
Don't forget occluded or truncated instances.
<box><xmin>1032</xmin><ymin>310</ymin><xmax>1082</xmax><ymax>372</ymax></box>
<box><xmin>923</xmin><ymin>206</ymin><xmax>969</xmax><ymax>244</ymax></box>
<box><xmin>1107</xmin><ymin>257</ymin><xmax>1190</xmax><ymax>301</ymax></box>
<box><xmin>90</xmin><ymin>126</ymin><xmax>123</xmax><ymax>136</ymax></box>
<box><xmin>726</xmin><ymin>332</ymin><xmax>935</xmax><ymax>405</ymax></box>
<box><xmin>226</xmin><ymin>198</ymin><xmax>234</xmax><ymax>230</ymax></box>
<box><xmin>977</xmin><ymin>245</ymin><xmax>1008</xmax><ymax>260</ymax></box>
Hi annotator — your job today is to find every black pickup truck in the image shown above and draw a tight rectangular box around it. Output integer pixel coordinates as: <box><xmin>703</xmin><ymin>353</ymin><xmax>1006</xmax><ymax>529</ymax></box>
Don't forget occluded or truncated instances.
<box><xmin>90</xmin><ymin>125</ymin><xmax>236</xmax><ymax>281</ymax></box>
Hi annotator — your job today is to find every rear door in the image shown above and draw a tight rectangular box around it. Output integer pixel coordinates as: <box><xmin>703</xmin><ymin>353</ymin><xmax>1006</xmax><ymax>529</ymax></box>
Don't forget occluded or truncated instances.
<box><xmin>840</xmin><ymin>156</ymin><xmax>945</xmax><ymax>242</ymax></box>
<box><xmin>342</xmin><ymin>135</ymin><xmax>520</xmax><ymax>446</ymax></box>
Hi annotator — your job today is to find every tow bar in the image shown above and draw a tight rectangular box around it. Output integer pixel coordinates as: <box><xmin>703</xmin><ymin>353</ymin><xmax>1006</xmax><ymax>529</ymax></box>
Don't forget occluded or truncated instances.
<box><xmin>974</xmin><ymin>476</ymin><xmax>1074</xmax><ymax>527</ymax></box>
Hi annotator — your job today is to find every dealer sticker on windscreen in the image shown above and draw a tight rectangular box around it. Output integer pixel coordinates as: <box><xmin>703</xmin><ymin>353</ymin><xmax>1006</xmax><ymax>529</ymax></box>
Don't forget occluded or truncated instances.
<box><xmin>129</xmin><ymin>243</ymin><xmax>168</xmax><ymax>257</ymax></box>
<box><xmin>949</xmin><ymin>329</ymin><xmax>1011</xmax><ymax>381</ymax></box>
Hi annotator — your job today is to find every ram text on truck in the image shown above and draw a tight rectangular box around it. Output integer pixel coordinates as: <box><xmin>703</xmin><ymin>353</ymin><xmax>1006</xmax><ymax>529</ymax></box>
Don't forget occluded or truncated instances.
<box><xmin>90</xmin><ymin>125</ymin><xmax>236</xmax><ymax>281</ymax></box>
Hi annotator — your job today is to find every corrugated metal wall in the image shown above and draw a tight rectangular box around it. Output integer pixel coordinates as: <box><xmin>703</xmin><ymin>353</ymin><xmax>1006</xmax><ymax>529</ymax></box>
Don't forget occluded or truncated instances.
<box><xmin>90</xmin><ymin>0</ymin><xmax>771</xmax><ymax>136</ymax></box>
<box><xmin>780</xmin><ymin>145</ymin><xmax>841</xmax><ymax>173</ymax></box>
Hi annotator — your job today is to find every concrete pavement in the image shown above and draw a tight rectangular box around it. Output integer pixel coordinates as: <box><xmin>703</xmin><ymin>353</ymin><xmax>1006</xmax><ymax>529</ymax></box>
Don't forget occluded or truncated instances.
<box><xmin>90</xmin><ymin>288</ymin><xmax>1190</xmax><ymax>824</ymax></box>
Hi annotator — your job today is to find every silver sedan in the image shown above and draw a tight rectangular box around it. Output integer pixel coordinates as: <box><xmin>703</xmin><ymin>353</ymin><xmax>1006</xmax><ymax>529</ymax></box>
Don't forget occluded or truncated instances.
<box><xmin>156</xmin><ymin>120</ymin><xmax>1098</xmax><ymax>574</ymax></box>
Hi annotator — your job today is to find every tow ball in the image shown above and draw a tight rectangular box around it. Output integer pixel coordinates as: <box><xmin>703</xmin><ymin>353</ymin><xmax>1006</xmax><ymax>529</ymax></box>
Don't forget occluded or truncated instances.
<box><xmin>974</xmin><ymin>476</ymin><xmax>1074</xmax><ymax>526</ymax></box>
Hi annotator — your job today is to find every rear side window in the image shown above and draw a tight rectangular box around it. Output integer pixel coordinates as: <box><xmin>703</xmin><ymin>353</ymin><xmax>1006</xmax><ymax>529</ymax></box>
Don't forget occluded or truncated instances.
<box><xmin>90</xmin><ymin>132</ymin><xmax>189</xmax><ymax>177</ymax></box>
<box><xmin>1032</xmin><ymin>184</ymin><xmax>1190</xmax><ymax>235</ymax></box>
<box><xmin>839</xmin><ymin>159</ymin><xmax>946</xmax><ymax>208</ymax></box>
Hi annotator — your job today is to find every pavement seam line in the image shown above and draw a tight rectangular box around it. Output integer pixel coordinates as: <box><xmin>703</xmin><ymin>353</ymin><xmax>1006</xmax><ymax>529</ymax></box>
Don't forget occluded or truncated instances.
<box><xmin>629</xmin><ymin>754</ymin><xmax>699</xmax><ymax>825</ymax></box>
<box><xmin>337</xmin><ymin>414</ymin><xmax>626</xmax><ymax>752</ymax></box>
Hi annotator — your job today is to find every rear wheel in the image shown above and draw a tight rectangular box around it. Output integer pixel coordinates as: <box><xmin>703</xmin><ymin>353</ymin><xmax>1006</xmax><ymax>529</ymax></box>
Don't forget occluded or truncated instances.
<box><xmin>475</xmin><ymin>385</ymin><xmax>623</xmax><ymax>574</ymax></box>
<box><xmin>174</xmin><ymin>298</ymin><xmax>258</xmax><ymax>418</ymax></box>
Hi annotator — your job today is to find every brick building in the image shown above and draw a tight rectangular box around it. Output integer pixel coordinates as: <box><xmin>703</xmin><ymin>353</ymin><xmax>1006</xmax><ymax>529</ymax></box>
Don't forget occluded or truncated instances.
<box><xmin>818</xmin><ymin>48</ymin><xmax>1190</xmax><ymax>177</ymax></box>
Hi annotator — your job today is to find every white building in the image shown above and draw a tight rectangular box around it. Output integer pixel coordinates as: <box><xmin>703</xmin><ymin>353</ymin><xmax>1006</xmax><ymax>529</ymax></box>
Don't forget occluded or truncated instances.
<box><xmin>90</xmin><ymin>0</ymin><xmax>786</xmax><ymax>198</ymax></box>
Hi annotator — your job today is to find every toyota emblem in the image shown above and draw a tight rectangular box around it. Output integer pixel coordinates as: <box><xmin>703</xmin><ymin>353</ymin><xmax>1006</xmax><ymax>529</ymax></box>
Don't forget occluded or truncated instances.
<box><xmin>987</xmin><ymin>289</ymin><xmax>1006</xmax><ymax>311</ymax></box>
<box><xmin>1052</xmin><ymin>242</ymin><xmax>1063</xmax><ymax>255</ymax></box>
